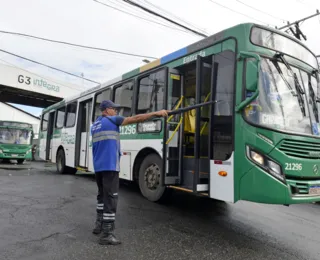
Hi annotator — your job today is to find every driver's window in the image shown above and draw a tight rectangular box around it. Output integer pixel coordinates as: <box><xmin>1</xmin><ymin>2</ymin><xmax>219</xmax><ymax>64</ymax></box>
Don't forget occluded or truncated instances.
<box><xmin>137</xmin><ymin>70</ymin><xmax>165</xmax><ymax>114</ymax></box>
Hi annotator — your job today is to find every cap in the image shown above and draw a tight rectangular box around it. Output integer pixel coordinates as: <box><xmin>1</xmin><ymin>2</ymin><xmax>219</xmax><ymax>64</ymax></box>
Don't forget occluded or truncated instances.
<box><xmin>99</xmin><ymin>100</ymin><xmax>120</xmax><ymax>111</ymax></box>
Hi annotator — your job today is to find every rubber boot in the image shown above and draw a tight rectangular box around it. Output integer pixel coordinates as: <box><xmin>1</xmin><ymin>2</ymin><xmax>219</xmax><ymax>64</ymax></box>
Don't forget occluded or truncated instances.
<box><xmin>92</xmin><ymin>212</ymin><xmax>103</xmax><ymax>235</ymax></box>
<box><xmin>98</xmin><ymin>222</ymin><xmax>121</xmax><ymax>245</ymax></box>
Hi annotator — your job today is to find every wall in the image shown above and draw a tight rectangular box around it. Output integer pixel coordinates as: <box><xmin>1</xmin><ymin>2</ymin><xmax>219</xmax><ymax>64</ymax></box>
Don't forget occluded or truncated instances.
<box><xmin>0</xmin><ymin>102</ymin><xmax>40</xmax><ymax>140</ymax></box>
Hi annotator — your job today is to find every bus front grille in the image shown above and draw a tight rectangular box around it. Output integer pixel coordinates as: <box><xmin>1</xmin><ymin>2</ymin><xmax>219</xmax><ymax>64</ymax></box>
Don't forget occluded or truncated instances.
<box><xmin>290</xmin><ymin>183</ymin><xmax>309</xmax><ymax>195</ymax></box>
<box><xmin>278</xmin><ymin>139</ymin><xmax>320</xmax><ymax>159</ymax></box>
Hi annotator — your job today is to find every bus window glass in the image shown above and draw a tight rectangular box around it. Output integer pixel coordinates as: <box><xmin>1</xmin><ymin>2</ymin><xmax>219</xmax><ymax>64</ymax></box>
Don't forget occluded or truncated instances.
<box><xmin>114</xmin><ymin>81</ymin><xmax>134</xmax><ymax>116</ymax></box>
<box><xmin>56</xmin><ymin>107</ymin><xmax>65</xmax><ymax>129</ymax></box>
<box><xmin>137</xmin><ymin>70</ymin><xmax>165</xmax><ymax>114</ymax></box>
<box><xmin>214</xmin><ymin>50</ymin><xmax>235</xmax><ymax>116</ymax></box>
<box><xmin>94</xmin><ymin>89</ymin><xmax>110</xmax><ymax>120</ymax></box>
<box><xmin>65</xmin><ymin>102</ymin><xmax>77</xmax><ymax>127</ymax></box>
<box><xmin>42</xmin><ymin>113</ymin><xmax>49</xmax><ymax>131</ymax></box>
<box><xmin>0</xmin><ymin>128</ymin><xmax>32</xmax><ymax>145</ymax></box>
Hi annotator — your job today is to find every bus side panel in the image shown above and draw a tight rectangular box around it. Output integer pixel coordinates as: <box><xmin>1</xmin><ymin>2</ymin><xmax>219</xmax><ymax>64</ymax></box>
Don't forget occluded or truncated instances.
<box><xmin>51</xmin><ymin>128</ymin><xmax>62</xmax><ymax>163</ymax></box>
<box><xmin>64</xmin><ymin>126</ymin><xmax>76</xmax><ymax>168</ymax></box>
<box><xmin>120</xmin><ymin>139</ymin><xmax>163</xmax><ymax>181</ymax></box>
<box><xmin>39</xmin><ymin>131</ymin><xmax>47</xmax><ymax>160</ymax></box>
<box><xmin>209</xmin><ymin>153</ymin><xmax>235</xmax><ymax>203</ymax></box>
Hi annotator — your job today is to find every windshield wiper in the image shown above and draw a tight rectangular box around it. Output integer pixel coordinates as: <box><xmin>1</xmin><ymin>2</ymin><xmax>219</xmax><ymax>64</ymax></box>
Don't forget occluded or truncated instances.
<box><xmin>312</xmin><ymin>69</ymin><xmax>320</xmax><ymax>103</ymax></box>
<box><xmin>274</xmin><ymin>53</ymin><xmax>306</xmax><ymax>116</ymax></box>
<box><xmin>308</xmin><ymin>76</ymin><xmax>319</xmax><ymax>122</ymax></box>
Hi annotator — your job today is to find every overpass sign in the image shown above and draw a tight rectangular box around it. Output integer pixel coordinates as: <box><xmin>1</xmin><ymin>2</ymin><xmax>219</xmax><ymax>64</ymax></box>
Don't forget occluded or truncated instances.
<box><xmin>0</xmin><ymin>63</ymin><xmax>86</xmax><ymax>107</ymax></box>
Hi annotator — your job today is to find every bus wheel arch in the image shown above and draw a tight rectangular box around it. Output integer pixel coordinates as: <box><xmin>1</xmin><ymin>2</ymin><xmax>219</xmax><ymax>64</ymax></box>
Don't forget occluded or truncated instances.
<box><xmin>56</xmin><ymin>146</ymin><xmax>76</xmax><ymax>175</ymax></box>
<box><xmin>133</xmin><ymin>147</ymin><xmax>160</xmax><ymax>182</ymax></box>
<box><xmin>134</xmin><ymin>149</ymin><xmax>170</xmax><ymax>202</ymax></box>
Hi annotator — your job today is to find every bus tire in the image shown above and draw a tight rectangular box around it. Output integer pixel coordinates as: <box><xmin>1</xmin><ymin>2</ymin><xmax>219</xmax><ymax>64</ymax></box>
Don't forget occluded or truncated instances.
<box><xmin>138</xmin><ymin>153</ymin><xmax>169</xmax><ymax>202</ymax></box>
<box><xmin>56</xmin><ymin>149</ymin><xmax>77</xmax><ymax>174</ymax></box>
<box><xmin>56</xmin><ymin>149</ymin><xmax>66</xmax><ymax>174</ymax></box>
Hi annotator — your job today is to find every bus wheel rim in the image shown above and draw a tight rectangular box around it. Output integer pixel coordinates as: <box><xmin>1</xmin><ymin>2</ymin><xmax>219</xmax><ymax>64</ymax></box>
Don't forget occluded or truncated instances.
<box><xmin>144</xmin><ymin>163</ymin><xmax>160</xmax><ymax>190</ymax></box>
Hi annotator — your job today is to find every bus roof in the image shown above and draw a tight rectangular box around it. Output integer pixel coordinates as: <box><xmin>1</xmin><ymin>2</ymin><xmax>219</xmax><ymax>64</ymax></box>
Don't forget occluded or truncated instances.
<box><xmin>42</xmin><ymin>22</ymin><xmax>315</xmax><ymax>113</ymax></box>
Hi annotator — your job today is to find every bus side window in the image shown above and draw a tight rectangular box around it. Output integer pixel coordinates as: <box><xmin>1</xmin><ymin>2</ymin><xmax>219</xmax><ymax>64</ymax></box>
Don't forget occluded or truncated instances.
<box><xmin>94</xmin><ymin>88</ymin><xmax>111</xmax><ymax>121</ymax></box>
<box><xmin>55</xmin><ymin>106</ymin><xmax>66</xmax><ymax>129</ymax></box>
<box><xmin>41</xmin><ymin>113</ymin><xmax>49</xmax><ymax>131</ymax></box>
<box><xmin>214</xmin><ymin>51</ymin><xmax>234</xmax><ymax>117</ymax></box>
<box><xmin>65</xmin><ymin>102</ymin><xmax>77</xmax><ymax>128</ymax></box>
<box><xmin>137</xmin><ymin>69</ymin><xmax>165</xmax><ymax>114</ymax></box>
<box><xmin>212</xmin><ymin>50</ymin><xmax>235</xmax><ymax>161</ymax></box>
<box><xmin>114</xmin><ymin>81</ymin><xmax>134</xmax><ymax>117</ymax></box>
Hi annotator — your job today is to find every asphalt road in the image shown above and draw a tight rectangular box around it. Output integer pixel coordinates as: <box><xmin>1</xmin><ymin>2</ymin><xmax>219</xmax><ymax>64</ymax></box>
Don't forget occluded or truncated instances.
<box><xmin>0</xmin><ymin>161</ymin><xmax>320</xmax><ymax>260</ymax></box>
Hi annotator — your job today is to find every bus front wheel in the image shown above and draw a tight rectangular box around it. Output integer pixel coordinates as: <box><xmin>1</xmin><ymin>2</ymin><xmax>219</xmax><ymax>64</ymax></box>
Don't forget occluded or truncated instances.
<box><xmin>138</xmin><ymin>153</ymin><xmax>169</xmax><ymax>202</ymax></box>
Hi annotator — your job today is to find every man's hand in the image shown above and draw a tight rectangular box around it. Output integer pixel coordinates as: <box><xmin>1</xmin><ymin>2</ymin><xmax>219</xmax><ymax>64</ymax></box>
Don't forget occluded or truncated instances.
<box><xmin>154</xmin><ymin>109</ymin><xmax>169</xmax><ymax>117</ymax></box>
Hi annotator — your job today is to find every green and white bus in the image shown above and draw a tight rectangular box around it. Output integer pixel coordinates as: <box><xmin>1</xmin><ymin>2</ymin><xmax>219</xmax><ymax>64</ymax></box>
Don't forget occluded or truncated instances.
<box><xmin>39</xmin><ymin>23</ymin><xmax>320</xmax><ymax>205</ymax></box>
<box><xmin>0</xmin><ymin>120</ymin><xmax>34</xmax><ymax>164</ymax></box>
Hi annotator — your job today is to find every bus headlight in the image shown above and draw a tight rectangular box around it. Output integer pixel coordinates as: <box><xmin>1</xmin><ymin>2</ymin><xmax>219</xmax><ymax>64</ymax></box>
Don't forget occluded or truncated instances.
<box><xmin>246</xmin><ymin>146</ymin><xmax>285</xmax><ymax>183</ymax></box>
<box><xmin>250</xmin><ymin>150</ymin><xmax>264</xmax><ymax>165</ymax></box>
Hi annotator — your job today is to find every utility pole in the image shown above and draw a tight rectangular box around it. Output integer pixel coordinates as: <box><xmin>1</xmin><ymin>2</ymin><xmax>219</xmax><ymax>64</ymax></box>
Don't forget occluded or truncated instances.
<box><xmin>276</xmin><ymin>10</ymin><xmax>320</xmax><ymax>41</ymax></box>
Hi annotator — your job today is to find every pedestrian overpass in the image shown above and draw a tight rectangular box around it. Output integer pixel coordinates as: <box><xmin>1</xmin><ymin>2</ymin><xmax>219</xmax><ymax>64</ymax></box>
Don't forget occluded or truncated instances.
<box><xmin>0</xmin><ymin>63</ymin><xmax>86</xmax><ymax>108</ymax></box>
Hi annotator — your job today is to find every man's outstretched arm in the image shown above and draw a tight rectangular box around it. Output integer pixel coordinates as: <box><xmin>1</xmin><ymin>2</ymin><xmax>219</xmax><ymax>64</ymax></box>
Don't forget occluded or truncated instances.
<box><xmin>121</xmin><ymin>110</ymin><xmax>168</xmax><ymax>126</ymax></box>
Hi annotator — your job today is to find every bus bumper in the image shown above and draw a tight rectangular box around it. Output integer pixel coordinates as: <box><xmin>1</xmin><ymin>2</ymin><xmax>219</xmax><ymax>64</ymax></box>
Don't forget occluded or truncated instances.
<box><xmin>239</xmin><ymin>167</ymin><xmax>320</xmax><ymax>205</ymax></box>
<box><xmin>0</xmin><ymin>152</ymin><xmax>32</xmax><ymax>160</ymax></box>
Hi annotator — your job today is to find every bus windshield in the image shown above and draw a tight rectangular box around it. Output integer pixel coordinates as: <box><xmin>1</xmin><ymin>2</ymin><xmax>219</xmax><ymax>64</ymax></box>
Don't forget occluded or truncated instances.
<box><xmin>251</xmin><ymin>27</ymin><xmax>318</xmax><ymax>69</ymax></box>
<box><xmin>244</xmin><ymin>58</ymin><xmax>320</xmax><ymax>137</ymax></box>
<box><xmin>0</xmin><ymin>128</ymin><xmax>33</xmax><ymax>145</ymax></box>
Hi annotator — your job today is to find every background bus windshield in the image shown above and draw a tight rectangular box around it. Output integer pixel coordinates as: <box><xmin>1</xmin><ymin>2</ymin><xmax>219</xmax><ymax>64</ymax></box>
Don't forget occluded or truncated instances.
<box><xmin>245</xmin><ymin>58</ymin><xmax>320</xmax><ymax>137</ymax></box>
<box><xmin>0</xmin><ymin>128</ymin><xmax>32</xmax><ymax>145</ymax></box>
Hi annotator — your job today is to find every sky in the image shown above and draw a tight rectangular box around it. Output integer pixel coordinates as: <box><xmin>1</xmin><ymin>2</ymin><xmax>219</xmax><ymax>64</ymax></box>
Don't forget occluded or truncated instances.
<box><xmin>0</xmin><ymin>0</ymin><xmax>319</xmax><ymax>117</ymax></box>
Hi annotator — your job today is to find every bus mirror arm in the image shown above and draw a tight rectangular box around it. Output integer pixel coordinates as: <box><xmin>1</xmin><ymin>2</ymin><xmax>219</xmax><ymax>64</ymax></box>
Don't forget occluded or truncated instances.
<box><xmin>235</xmin><ymin>89</ymin><xmax>259</xmax><ymax>112</ymax></box>
<box><xmin>235</xmin><ymin>51</ymin><xmax>261</xmax><ymax>112</ymax></box>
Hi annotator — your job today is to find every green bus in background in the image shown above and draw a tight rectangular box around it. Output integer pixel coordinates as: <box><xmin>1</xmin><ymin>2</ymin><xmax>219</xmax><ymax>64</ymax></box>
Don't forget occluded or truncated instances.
<box><xmin>0</xmin><ymin>121</ymin><xmax>34</xmax><ymax>164</ymax></box>
<box><xmin>39</xmin><ymin>23</ymin><xmax>320</xmax><ymax>206</ymax></box>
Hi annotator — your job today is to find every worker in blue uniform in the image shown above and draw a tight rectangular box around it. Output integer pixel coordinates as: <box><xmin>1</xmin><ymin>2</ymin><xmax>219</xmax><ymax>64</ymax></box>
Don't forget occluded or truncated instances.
<box><xmin>91</xmin><ymin>100</ymin><xmax>168</xmax><ymax>245</ymax></box>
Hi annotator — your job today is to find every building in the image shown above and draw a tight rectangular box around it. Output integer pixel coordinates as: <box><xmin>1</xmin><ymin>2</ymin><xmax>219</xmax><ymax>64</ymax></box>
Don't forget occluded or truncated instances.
<box><xmin>0</xmin><ymin>102</ymin><xmax>41</xmax><ymax>142</ymax></box>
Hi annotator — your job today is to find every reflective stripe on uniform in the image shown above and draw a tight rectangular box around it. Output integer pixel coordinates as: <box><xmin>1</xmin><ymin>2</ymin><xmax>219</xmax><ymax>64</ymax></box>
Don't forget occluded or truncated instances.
<box><xmin>92</xmin><ymin>130</ymin><xmax>119</xmax><ymax>138</ymax></box>
<box><xmin>92</xmin><ymin>135</ymin><xmax>119</xmax><ymax>143</ymax></box>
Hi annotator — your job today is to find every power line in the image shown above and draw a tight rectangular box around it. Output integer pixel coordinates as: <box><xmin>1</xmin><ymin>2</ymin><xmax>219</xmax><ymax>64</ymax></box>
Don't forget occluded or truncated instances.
<box><xmin>93</xmin><ymin>0</ymin><xmax>191</xmax><ymax>35</ymax></box>
<box><xmin>208</xmin><ymin>0</ymin><xmax>274</xmax><ymax>26</ymax></box>
<box><xmin>109</xmin><ymin>0</ymin><xmax>173</xmax><ymax>25</ymax></box>
<box><xmin>235</xmin><ymin>0</ymin><xmax>286</xmax><ymax>22</ymax></box>
<box><xmin>121</xmin><ymin>0</ymin><xmax>208</xmax><ymax>37</ymax></box>
<box><xmin>0</xmin><ymin>49</ymin><xmax>100</xmax><ymax>84</ymax></box>
<box><xmin>138</xmin><ymin>0</ymin><xmax>208</xmax><ymax>34</ymax></box>
<box><xmin>0</xmin><ymin>30</ymin><xmax>157</xmax><ymax>59</ymax></box>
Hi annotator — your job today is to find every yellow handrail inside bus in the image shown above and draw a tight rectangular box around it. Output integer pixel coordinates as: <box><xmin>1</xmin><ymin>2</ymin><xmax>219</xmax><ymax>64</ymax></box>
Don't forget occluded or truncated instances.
<box><xmin>200</xmin><ymin>122</ymin><xmax>208</xmax><ymax>135</ymax></box>
<box><xmin>203</xmin><ymin>92</ymin><xmax>211</xmax><ymax>104</ymax></box>
<box><xmin>167</xmin><ymin>96</ymin><xmax>184</xmax><ymax>123</ymax></box>
<box><xmin>166</xmin><ymin>116</ymin><xmax>183</xmax><ymax>145</ymax></box>
<box><xmin>200</xmin><ymin>92</ymin><xmax>211</xmax><ymax>135</ymax></box>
